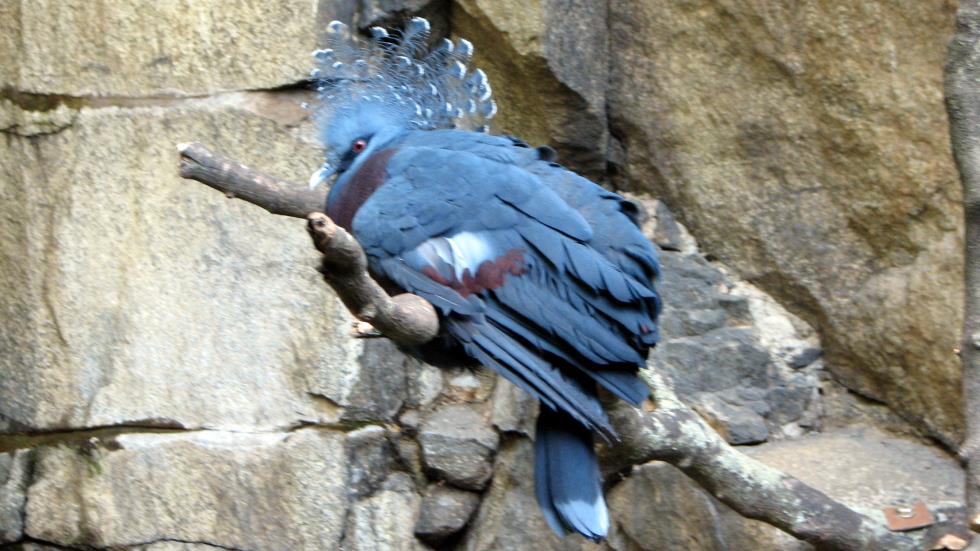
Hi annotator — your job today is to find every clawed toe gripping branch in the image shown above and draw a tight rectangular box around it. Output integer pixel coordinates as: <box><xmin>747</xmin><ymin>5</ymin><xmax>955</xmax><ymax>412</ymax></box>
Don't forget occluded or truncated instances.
<box><xmin>176</xmin><ymin>142</ymin><xmax>924</xmax><ymax>550</ymax></box>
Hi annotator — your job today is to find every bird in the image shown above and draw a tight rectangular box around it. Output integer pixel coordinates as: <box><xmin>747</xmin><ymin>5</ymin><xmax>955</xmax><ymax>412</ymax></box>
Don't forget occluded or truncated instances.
<box><xmin>308</xmin><ymin>18</ymin><xmax>661</xmax><ymax>540</ymax></box>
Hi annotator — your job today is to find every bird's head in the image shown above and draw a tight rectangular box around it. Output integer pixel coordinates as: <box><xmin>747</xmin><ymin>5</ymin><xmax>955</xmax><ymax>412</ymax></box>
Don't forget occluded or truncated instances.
<box><xmin>312</xmin><ymin>100</ymin><xmax>407</xmax><ymax>190</ymax></box>
<box><xmin>308</xmin><ymin>18</ymin><xmax>497</xmax><ymax>192</ymax></box>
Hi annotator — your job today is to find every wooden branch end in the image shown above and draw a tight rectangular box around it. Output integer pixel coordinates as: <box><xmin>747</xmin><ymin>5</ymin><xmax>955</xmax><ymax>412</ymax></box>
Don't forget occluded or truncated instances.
<box><xmin>305</xmin><ymin>213</ymin><xmax>439</xmax><ymax>346</ymax></box>
<box><xmin>384</xmin><ymin>293</ymin><xmax>440</xmax><ymax>345</ymax></box>
<box><xmin>176</xmin><ymin>142</ymin><xmax>325</xmax><ymax>218</ymax></box>
<box><xmin>307</xmin><ymin>213</ymin><xmax>367</xmax><ymax>274</ymax></box>
<box><xmin>307</xmin><ymin>212</ymin><xmax>338</xmax><ymax>250</ymax></box>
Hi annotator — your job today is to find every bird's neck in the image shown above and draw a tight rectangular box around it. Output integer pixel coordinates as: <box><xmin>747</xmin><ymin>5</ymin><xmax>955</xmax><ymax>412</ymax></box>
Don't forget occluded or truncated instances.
<box><xmin>327</xmin><ymin>148</ymin><xmax>398</xmax><ymax>231</ymax></box>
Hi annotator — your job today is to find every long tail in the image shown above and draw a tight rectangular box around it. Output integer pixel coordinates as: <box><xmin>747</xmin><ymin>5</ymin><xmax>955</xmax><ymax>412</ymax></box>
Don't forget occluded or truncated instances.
<box><xmin>534</xmin><ymin>406</ymin><xmax>609</xmax><ymax>540</ymax></box>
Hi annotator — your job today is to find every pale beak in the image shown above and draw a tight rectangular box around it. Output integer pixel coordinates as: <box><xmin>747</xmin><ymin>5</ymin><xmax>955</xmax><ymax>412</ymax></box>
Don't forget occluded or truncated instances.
<box><xmin>309</xmin><ymin>164</ymin><xmax>337</xmax><ymax>190</ymax></box>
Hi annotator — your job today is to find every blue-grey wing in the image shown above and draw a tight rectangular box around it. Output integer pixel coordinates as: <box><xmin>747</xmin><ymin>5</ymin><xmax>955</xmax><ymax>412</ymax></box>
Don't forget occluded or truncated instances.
<box><xmin>353</xmin><ymin>143</ymin><xmax>659</xmax><ymax>436</ymax></box>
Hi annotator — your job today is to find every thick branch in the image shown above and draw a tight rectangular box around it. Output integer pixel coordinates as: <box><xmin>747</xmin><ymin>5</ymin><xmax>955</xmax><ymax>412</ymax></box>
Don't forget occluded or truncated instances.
<box><xmin>177</xmin><ymin>142</ymin><xmax>326</xmax><ymax>218</ymax></box>
<box><xmin>176</xmin><ymin>143</ymin><xmax>921</xmax><ymax>551</ymax></box>
<box><xmin>306</xmin><ymin>213</ymin><xmax>439</xmax><ymax>345</ymax></box>
<box><xmin>177</xmin><ymin>143</ymin><xmax>437</xmax><ymax>346</ymax></box>
<box><xmin>602</xmin><ymin>373</ymin><xmax>918</xmax><ymax>551</ymax></box>
<box><xmin>946</xmin><ymin>0</ymin><xmax>980</xmax><ymax>543</ymax></box>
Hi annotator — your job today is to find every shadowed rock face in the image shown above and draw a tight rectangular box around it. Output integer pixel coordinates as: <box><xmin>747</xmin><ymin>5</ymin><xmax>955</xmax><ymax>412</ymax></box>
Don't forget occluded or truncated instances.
<box><xmin>414</xmin><ymin>486</ymin><xmax>481</xmax><ymax>545</ymax></box>
<box><xmin>451</xmin><ymin>0</ymin><xmax>963</xmax><ymax>444</ymax></box>
<box><xmin>452</xmin><ymin>0</ymin><xmax>610</xmax><ymax>180</ymax></box>
<box><xmin>0</xmin><ymin>451</ymin><xmax>30</xmax><ymax>544</ymax></box>
<box><xmin>604</xmin><ymin>0</ymin><xmax>963</xmax><ymax>445</ymax></box>
<box><xmin>0</xmin><ymin>0</ymin><xmax>965</xmax><ymax>549</ymax></box>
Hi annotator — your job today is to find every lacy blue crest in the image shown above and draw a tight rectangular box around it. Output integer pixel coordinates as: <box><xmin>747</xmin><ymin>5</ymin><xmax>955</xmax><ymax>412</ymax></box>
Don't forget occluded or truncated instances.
<box><xmin>310</xmin><ymin>17</ymin><xmax>497</xmax><ymax>135</ymax></box>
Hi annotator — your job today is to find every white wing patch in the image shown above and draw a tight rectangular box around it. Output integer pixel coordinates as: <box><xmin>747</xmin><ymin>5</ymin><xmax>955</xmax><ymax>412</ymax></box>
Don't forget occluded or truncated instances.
<box><xmin>415</xmin><ymin>231</ymin><xmax>495</xmax><ymax>279</ymax></box>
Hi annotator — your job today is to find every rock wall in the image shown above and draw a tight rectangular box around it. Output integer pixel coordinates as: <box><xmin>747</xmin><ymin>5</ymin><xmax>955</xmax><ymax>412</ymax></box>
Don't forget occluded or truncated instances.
<box><xmin>608</xmin><ymin>0</ymin><xmax>964</xmax><ymax>447</ymax></box>
<box><xmin>0</xmin><ymin>0</ymin><xmax>964</xmax><ymax>549</ymax></box>
<box><xmin>458</xmin><ymin>0</ymin><xmax>963</xmax><ymax>446</ymax></box>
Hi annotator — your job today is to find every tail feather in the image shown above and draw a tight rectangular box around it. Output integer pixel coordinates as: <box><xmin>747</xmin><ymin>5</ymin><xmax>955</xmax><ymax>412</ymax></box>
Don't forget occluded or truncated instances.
<box><xmin>534</xmin><ymin>407</ymin><xmax>609</xmax><ymax>540</ymax></box>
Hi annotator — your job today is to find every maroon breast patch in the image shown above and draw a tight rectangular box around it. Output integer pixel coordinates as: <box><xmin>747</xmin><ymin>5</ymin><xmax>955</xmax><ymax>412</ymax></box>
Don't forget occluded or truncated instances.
<box><xmin>327</xmin><ymin>148</ymin><xmax>398</xmax><ymax>231</ymax></box>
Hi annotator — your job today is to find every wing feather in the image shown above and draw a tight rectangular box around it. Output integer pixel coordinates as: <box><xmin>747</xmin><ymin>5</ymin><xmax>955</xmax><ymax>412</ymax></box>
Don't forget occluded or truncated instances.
<box><xmin>353</xmin><ymin>139</ymin><xmax>660</xmax><ymax>430</ymax></box>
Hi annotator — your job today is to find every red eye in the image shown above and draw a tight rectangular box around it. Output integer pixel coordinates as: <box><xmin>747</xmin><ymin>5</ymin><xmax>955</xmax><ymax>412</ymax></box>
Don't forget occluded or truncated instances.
<box><xmin>351</xmin><ymin>139</ymin><xmax>368</xmax><ymax>153</ymax></box>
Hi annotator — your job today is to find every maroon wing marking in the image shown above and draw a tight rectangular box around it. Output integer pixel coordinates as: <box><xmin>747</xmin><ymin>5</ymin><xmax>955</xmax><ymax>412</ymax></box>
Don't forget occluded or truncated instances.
<box><xmin>422</xmin><ymin>248</ymin><xmax>528</xmax><ymax>297</ymax></box>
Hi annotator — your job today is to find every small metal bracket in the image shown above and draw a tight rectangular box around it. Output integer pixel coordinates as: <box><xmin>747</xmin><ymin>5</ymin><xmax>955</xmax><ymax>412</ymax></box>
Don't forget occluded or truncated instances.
<box><xmin>884</xmin><ymin>501</ymin><xmax>935</xmax><ymax>532</ymax></box>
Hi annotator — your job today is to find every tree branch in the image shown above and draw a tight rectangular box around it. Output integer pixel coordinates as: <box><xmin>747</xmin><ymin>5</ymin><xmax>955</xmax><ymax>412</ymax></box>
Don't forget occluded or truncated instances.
<box><xmin>306</xmin><ymin>212</ymin><xmax>439</xmax><ymax>345</ymax></box>
<box><xmin>946</xmin><ymin>1</ymin><xmax>980</xmax><ymax>546</ymax></box>
<box><xmin>177</xmin><ymin>142</ymin><xmax>326</xmax><ymax>218</ymax></box>
<box><xmin>176</xmin><ymin>142</ymin><xmax>921</xmax><ymax>551</ymax></box>
<box><xmin>602</xmin><ymin>372</ymin><xmax>917</xmax><ymax>551</ymax></box>
<box><xmin>177</xmin><ymin>142</ymin><xmax>438</xmax><ymax>346</ymax></box>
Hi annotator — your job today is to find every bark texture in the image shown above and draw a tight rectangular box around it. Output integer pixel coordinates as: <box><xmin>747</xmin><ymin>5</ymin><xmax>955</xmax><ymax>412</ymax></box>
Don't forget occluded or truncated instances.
<box><xmin>946</xmin><ymin>0</ymin><xmax>980</xmax><ymax>543</ymax></box>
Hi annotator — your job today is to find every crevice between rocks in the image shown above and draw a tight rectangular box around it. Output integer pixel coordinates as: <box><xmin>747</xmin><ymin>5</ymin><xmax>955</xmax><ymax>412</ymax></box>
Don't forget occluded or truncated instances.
<box><xmin>0</xmin><ymin>420</ymin><xmax>377</xmax><ymax>454</ymax></box>
<box><xmin>0</xmin><ymin>535</ymin><xmax>247</xmax><ymax>551</ymax></box>
<box><xmin>0</xmin><ymin>82</ymin><xmax>315</xmax><ymax>113</ymax></box>
<box><xmin>0</xmin><ymin>417</ymin><xmax>404</xmax><ymax>457</ymax></box>
<box><xmin>1</xmin><ymin>81</ymin><xmax>320</xmax><ymax>138</ymax></box>
<box><xmin>0</xmin><ymin>535</ymin><xmax>75</xmax><ymax>550</ymax></box>
<box><xmin>129</xmin><ymin>537</ymin><xmax>248</xmax><ymax>551</ymax></box>
<box><xmin>0</xmin><ymin>423</ymin><xmax>188</xmax><ymax>454</ymax></box>
<box><xmin>18</xmin><ymin>450</ymin><xmax>35</xmax><ymax>547</ymax></box>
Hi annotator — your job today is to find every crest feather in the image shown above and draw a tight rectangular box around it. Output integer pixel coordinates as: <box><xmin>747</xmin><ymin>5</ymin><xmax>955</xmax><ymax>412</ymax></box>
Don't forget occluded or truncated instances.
<box><xmin>311</xmin><ymin>18</ymin><xmax>497</xmax><ymax>133</ymax></box>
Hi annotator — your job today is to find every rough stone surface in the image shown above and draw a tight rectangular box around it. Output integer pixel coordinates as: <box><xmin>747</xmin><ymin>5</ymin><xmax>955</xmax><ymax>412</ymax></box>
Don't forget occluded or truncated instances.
<box><xmin>606</xmin><ymin>425</ymin><xmax>964</xmax><ymax>551</ymax></box>
<box><xmin>608</xmin><ymin>0</ymin><xmax>964</xmax><ymax>444</ymax></box>
<box><xmin>414</xmin><ymin>485</ymin><xmax>481</xmax><ymax>545</ymax></box>
<box><xmin>442</xmin><ymin>367</ymin><xmax>496</xmax><ymax>403</ymax></box>
<box><xmin>819</xmin><ymin>379</ymin><xmax>933</xmax><ymax>442</ymax></box>
<box><xmin>1</xmin><ymin>0</ymin><xmax>319</xmax><ymax>96</ymax></box>
<box><xmin>0</xmin><ymin>99</ymin><xmax>77</xmax><ymax>137</ymax></box>
<box><xmin>133</xmin><ymin>544</ymin><xmax>238</xmax><ymax>551</ymax></box>
<box><xmin>24</xmin><ymin>429</ymin><xmax>348</xmax><ymax>550</ymax></box>
<box><xmin>419</xmin><ymin>404</ymin><xmax>500</xmax><ymax>490</ymax></box>
<box><xmin>345</xmin><ymin>425</ymin><xmax>394</xmax><ymax>499</ymax></box>
<box><xmin>623</xmin><ymin>195</ymin><xmax>698</xmax><ymax>256</ymax></box>
<box><xmin>309</xmin><ymin>337</ymin><xmax>408</xmax><ymax>423</ymax></box>
<box><xmin>0</xmin><ymin>450</ymin><xmax>30</xmax><ymax>544</ymax></box>
<box><xmin>463</xmin><ymin>438</ymin><xmax>580</xmax><ymax>551</ymax></box>
<box><xmin>0</xmin><ymin>1</ymin><xmax>967</xmax><ymax>548</ymax></box>
<box><xmin>344</xmin><ymin>473</ymin><xmax>425</xmax><ymax>551</ymax></box>
<box><xmin>693</xmin><ymin>393</ymin><xmax>770</xmax><ymax>445</ymax></box>
<box><xmin>1</xmin><ymin>544</ymin><xmax>65</xmax><ymax>551</ymax></box>
<box><xmin>640</xmin><ymin>208</ymin><xmax>824</xmax><ymax>443</ymax></box>
<box><xmin>656</xmin><ymin>328</ymin><xmax>771</xmax><ymax>392</ymax></box>
<box><xmin>606</xmin><ymin>462</ymin><xmax>802</xmax><ymax>551</ymax></box>
<box><xmin>0</xmin><ymin>102</ymin><xmax>375</xmax><ymax>433</ymax></box>
<box><xmin>395</xmin><ymin>435</ymin><xmax>425</xmax><ymax>484</ymax></box>
<box><xmin>491</xmin><ymin>378</ymin><xmax>537</xmax><ymax>436</ymax></box>
<box><xmin>452</xmin><ymin>0</ymin><xmax>609</xmax><ymax>178</ymax></box>
<box><xmin>0</xmin><ymin>2</ymin><xmax>19</xmax><ymax>90</ymax></box>
<box><xmin>650</xmin><ymin>199</ymin><xmax>689</xmax><ymax>252</ymax></box>
<box><xmin>355</xmin><ymin>0</ymin><xmax>447</xmax><ymax>31</ymax></box>
<box><xmin>405</xmin><ymin>358</ymin><xmax>444</xmax><ymax>408</ymax></box>
<box><xmin>744</xmin><ymin>425</ymin><xmax>964</xmax><ymax>513</ymax></box>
